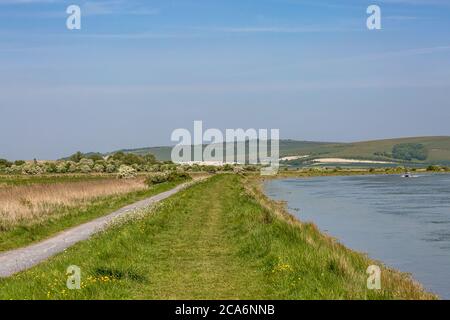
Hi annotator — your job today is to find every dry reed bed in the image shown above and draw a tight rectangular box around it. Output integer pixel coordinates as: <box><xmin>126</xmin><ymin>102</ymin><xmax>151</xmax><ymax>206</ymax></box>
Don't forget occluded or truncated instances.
<box><xmin>0</xmin><ymin>178</ymin><xmax>147</xmax><ymax>229</ymax></box>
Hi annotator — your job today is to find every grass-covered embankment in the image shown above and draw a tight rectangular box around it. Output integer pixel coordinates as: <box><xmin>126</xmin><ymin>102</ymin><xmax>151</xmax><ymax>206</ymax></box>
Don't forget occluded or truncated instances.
<box><xmin>0</xmin><ymin>174</ymin><xmax>434</xmax><ymax>299</ymax></box>
<box><xmin>0</xmin><ymin>180</ymin><xmax>187</xmax><ymax>252</ymax></box>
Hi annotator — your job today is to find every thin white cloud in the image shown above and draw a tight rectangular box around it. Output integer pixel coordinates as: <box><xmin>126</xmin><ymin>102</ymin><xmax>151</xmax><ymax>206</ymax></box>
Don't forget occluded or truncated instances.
<box><xmin>190</xmin><ymin>24</ymin><xmax>356</xmax><ymax>34</ymax></box>
<box><xmin>384</xmin><ymin>15</ymin><xmax>420</xmax><ymax>20</ymax></box>
<box><xmin>0</xmin><ymin>0</ymin><xmax>160</xmax><ymax>16</ymax></box>
<box><xmin>82</xmin><ymin>1</ymin><xmax>160</xmax><ymax>16</ymax></box>
<box><xmin>209</xmin><ymin>26</ymin><xmax>339</xmax><ymax>33</ymax></box>
<box><xmin>362</xmin><ymin>45</ymin><xmax>450</xmax><ymax>60</ymax></box>
<box><xmin>80</xmin><ymin>32</ymin><xmax>195</xmax><ymax>39</ymax></box>
<box><xmin>0</xmin><ymin>0</ymin><xmax>58</xmax><ymax>4</ymax></box>
<box><xmin>379</xmin><ymin>0</ymin><xmax>450</xmax><ymax>6</ymax></box>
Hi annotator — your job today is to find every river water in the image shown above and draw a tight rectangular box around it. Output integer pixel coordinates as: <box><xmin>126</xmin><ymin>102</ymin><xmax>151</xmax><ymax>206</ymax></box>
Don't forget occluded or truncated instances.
<box><xmin>264</xmin><ymin>173</ymin><xmax>450</xmax><ymax>299</ymax></box>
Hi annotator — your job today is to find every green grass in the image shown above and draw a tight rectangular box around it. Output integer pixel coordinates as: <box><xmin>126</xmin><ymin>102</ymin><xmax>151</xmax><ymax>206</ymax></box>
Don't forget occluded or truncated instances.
<box><xmin>0</xmin><ymin>180</ymin><xmax>185</xmax><ymax>252</ymax></box>
<box><xmin>0</xmin><ymin>174</ymin><xmax>434</xmax><ymax>300</ymax></box>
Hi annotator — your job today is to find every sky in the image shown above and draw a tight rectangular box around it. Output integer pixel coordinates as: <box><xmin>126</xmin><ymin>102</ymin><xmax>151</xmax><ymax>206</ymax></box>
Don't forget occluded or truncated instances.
<box><xmin>0</xmin><ymin>0</ymin><xmax>450</xmax><ymax>160</ymax></box>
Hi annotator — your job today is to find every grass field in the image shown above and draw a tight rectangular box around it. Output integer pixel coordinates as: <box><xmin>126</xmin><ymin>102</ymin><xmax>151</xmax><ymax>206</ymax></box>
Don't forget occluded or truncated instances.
<box><xmin>0</xmin><ymin>174</ymin><xmax>435</xmax><ymax>300</ymax></box>
<box><xmin>0</xmin><ymin>177</ymin><xmax>187</xmax><ymax>252</ymax></box>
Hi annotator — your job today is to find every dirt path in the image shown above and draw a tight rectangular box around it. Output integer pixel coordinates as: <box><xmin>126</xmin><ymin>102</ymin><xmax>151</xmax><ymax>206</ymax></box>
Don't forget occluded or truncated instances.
<box><xmin>0</xmin><ymin>179</ymin><xmax>200</xmax><ymax>278</ymax></box>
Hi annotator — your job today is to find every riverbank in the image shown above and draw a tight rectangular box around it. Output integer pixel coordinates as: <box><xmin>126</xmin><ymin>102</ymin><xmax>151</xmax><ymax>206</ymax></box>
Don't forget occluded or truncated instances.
<box><xmin>0</xmin><ymin>174</ymin><xmax>435</xmax><ymax>299</ymax></box>
<box><xmin>263</xmin><ymin>173</ymin><xmax>450</xmax><ymax>298</ymax></box>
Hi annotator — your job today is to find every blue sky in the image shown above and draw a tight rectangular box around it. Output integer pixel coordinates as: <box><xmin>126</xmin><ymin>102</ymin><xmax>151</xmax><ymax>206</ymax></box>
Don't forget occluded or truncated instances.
<box><xmin>0</xmin><ymin>0</ymin><xmax>450</xmax><ymax>159</ymax></box>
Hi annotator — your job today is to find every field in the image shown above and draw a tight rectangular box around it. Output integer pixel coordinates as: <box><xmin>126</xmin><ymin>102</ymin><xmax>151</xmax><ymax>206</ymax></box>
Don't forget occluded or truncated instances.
<box><xmin>0</xmin><ymin>174</ymin><xmax>435</xmax><ymax>299</ymax></box>
<box><xmin>0</xmin><ymin>174</ymin><xmax>188</xmax><ymax>252</ymax></box>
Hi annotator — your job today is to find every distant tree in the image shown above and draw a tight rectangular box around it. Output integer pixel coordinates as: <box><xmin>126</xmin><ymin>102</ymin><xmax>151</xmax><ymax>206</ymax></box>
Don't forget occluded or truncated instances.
<box><xmin>14</xmin><ymin>160</ymin><xmax>25</xmax><ymax>166</ymax></box>
<box><xmin>45</xmin><ymin>162</ymin><xmax>57</xmax><ymax>173</ymax></box>
<box><xmin>111</xmin><ymin>152</ymin><xmax>126</xmax><ymax>162</ymax></box>
<box><xmin>427</xmin><ymin>165</ymin><xmax>440</xmax><ymax>172</ymax></box>
<box><xmin>69</xmin><ymin>151</ymin><xmax>84</xmax><ymax>163</ymax></box>
<box><xmin>87</xmin><ymin>153</ymin><xmax>104</xmax><ymax>161</ymax></box>
<box><xmin>0</xmin><ymin>159</ymin><xmax>12</xmax><ymax>168</ymax></box>
<box><xmin>112</xmin><ymin>152</ymin><xmax>147</xmax><ymax>166</ymax></box>
<box><xmin>392</xmin><ymin>143</ymin><xmax>428</xmax><ymax>161</ymax></box>
<box><xmin>143</xmin><ymin>154</ymin><xmax>157</xmax><ymax>164</ymax></box>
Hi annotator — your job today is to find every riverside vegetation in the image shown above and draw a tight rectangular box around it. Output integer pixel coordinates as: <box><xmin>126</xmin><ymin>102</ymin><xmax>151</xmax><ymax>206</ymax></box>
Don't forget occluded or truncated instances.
<box><xmin>0</xmin><ymin>174</ymin><xmax>436</xmax><ymax>299</ymax></box>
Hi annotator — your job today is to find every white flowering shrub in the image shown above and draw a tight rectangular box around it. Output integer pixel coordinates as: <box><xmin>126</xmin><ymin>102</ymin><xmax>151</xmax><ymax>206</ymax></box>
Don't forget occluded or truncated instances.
<box><xmin>117</xmin><ymin>165</ymin><xmax>137</xmax><ymax>179</ymax></box>
<box><xmin>105</xmin><ymin>163</ymin><xmax>116</xmax><ymax>173</ymax></box>
<box><xmin>131</xmin><ymin>163</ymin><xmax>142</xmax><ymax>172</ymax></box>
<box><xmin>66</xmin><ymin>161</ymin><xmax>77</xmax><ymax>173</ymax></box>
<box><xmin>78</xmin><ymin>158</ymin><xmax>94</xmax><ymax>168</ymax></box>
<box><xmin>78</xmin><ymin>164</ymin><xmax>92</xmax><ymax>173</ymax></box>
<box><xmin>5</xmin><ymin>165</ymin><xmax>22</xmax><ymax>174</ymax></box>
<box><xmin>22</xmin><ymin>164</ymin><xmax>44</xmax><ymax>175</ymax></box>
<box><xmin>56</xmin><ymin>162</ymin><xmax>68</xmax><ymax>173</ymax></box>
<box><xmin>93</xmin><ymin>163</ymin><xmax>105</xmax><ymax>173</ymax></box>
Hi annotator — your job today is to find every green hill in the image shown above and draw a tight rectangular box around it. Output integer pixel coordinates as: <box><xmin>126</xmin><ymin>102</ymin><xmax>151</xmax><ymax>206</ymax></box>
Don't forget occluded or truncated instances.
<box><xmin>65</xmin><ymin>136</ymin><xmax>450</xmax><ymax>166</ymax></box>
<box><xmin>314</xmin><ymin>136</ymin><xmax>450</xmax><ymax>164</ymax></box>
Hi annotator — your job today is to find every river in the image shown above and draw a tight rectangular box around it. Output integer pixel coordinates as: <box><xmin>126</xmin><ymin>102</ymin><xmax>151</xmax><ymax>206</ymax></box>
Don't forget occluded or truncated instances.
<box><xmin>264</xmin><ymin>173</ymin><xmax>450</xmax><ymax>299</ymax></box>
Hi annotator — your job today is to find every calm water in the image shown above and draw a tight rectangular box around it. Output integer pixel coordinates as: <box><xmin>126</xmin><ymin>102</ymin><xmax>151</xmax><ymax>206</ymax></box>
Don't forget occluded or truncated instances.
<box><xmin>264</xmin><ymin>173</ymin><xmax>450</xmax><ymax>299</ymax></box>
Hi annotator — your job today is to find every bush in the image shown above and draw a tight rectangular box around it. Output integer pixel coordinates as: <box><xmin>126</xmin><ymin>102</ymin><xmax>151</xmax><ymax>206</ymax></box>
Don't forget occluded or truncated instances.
<box><xmin>427</xmin><ymin>165</ymin><xmax>441</xmax><ymax>172</ymax></box>
<box><xmin>78</xmin><ymin>164</ymin><xmax>92</xmax><ymax>173</ymax></box>
<box><xmin>167</xmin><ymin>171</ymin><xmax>191</xmax><ymax>181</ymax></box>
<box><xmin>392</xmin><ymin>143</ymin><xmax>428</xmax><ymax>161</ymax></box>
<box><xmin>67</xmin><ymin>161</ymin><xmax>78</xmax><ymax>173</ymax></box>
<box><xmin>78</xmin><ymin>158</ymin><xmax>94</xmax><ymax>168</ymax></box>
<box><xmin>105</xmin><ymin>163</ymin><xmax>116</xmax><ymax>173</ymax></box>
<box><xmin>56</xmin><ymin>162</ymin><xmax>69</xmax><ymax>173</ymax></box>
<box><xmin>117</xmin><ymin>165</ymin><xmax>137</xmax><ymax>179</ymax></box>
<box><xmin>87</xmin><ymin>153</ymin><xmax>104</xmax><ymax>161</ymax></box>
<box><xmin>0</xmin><ymin>159</ymin><xmax>12</xmax><ymax>168</ymax></box>
<box><xmin>22</xmin><ymin>164</ymin><xmax>44</xmax><ymax>175</ymax></box>
<box><xmin>93</xmin><ymin>163</ymin><xmax>105</xmax><ymax>173</ymax></box>
<box><xmin>5</xmin><ymin>165</ymin><xmax>22</xmax><ymax>174</ymax></box>
<box><xmin>146</xmin><ymin>173</ymin><xmax>168</xmax><ymax>185</ymax></box>
<box><xmin>145</xmin><ymin>171</ymin><xmax>191</xmax><ymax>186</ymax></box>
<box><xmin>44</xmin><ymin>162</ymin><xmax>58</xmax><ymax>173</ymax></box>
<box><xmin>68</xmin><ymin>151</ymin><xmax>84</xmax><ymax>163</ymax></box>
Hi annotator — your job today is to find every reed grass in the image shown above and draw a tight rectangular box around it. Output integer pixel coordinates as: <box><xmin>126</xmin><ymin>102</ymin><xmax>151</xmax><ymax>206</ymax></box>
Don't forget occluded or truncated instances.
<box><xmin>0</xmin><ymin>178</ymin><xmax>147</xmax><ymax>230</ymax></box>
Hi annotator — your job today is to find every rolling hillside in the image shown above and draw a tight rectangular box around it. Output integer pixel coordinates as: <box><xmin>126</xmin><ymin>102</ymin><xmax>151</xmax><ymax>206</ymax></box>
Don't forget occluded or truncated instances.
<box><xmin>69</xmin><ymin>136</ymin><xmax>450</xmax><ymax>165</ymax></box>
<box><xmin>312</xmin><ymin>136</ymin><xmax>450</xmax><ymax>164</ymax></box>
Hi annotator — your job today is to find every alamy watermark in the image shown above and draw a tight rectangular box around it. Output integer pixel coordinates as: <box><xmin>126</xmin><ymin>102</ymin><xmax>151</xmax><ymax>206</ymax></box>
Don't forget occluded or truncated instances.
<box><xmin>66</xmin><ymin>5</ymin><xmax>81</xmax><ymax>30</ymax></box>
<box><xmin>367</xmin><ymin>265</ymin><xmax>381</xmax><ymax>290</ymax></box>
<box><xmin>367</xmin><ymin>5</ymin><xmax>382</xmax><ymax>30</ymax></box>
<box><xmin>171</xmin><ymin>121</ymin><xmax>280</xmax><ymax>176</ymax></box>
<box><xmin>66</xmin><ymin>265</ymin><xmax>81</xmax><ymax>290</ymax></box>
<box><xmin>66</xmin><ymin>4</ymin><xmax>381</xmax><ymax>31</ymax></box>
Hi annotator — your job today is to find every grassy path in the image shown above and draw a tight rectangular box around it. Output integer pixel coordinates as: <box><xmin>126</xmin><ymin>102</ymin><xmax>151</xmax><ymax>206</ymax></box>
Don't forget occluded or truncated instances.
<box><xmin>135</xmin><ymin>174</ymin><xmax>267</xmax><ymax>299</ymax></box>
<box><xmin>0</xmin><ymin>174</ymin><xmax>434</xmax><ymax>299</ymax></box>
